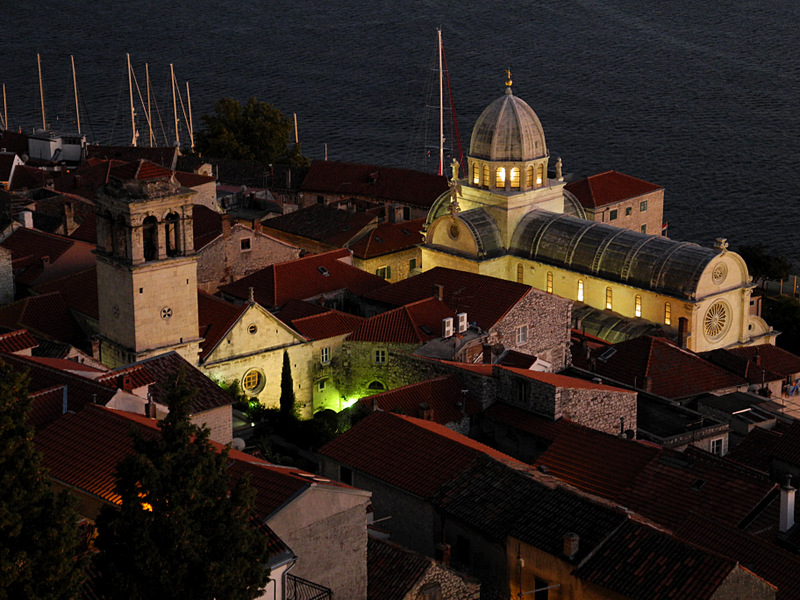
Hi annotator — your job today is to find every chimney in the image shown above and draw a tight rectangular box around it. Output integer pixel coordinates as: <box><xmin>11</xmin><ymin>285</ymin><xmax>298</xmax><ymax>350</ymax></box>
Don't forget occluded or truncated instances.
<box><xmin>121</xmin><ymin>373</ymin><xmax>133</xmax><ymax>392</ymax></box>
<box><xmin>435</xmin><ymin>543</ymin><xmax>451</xmax><ymax>566</ymax></box>
<box><xmin>753</xmin><ymin>351</ymin><xmax>762</xmax><ymax>367</ymax></box>
<box><xmin>221</xmin><ymin>213</ymin><xmax>231</xmax><ymax>236</ymax></box>
<box><xmin>482</xmin><ymin>343</ymin><xmax>493</xmax><ymax>364</ymax></box>
<box><xmin>41</xmin><ymin>255</ymin><xmax>50</xmax><ymax>267</ymax></box>
<box><xmin>643</xmin><ymin>376</ymin><xmax>653</xmax><ymax>392</ymax></box>
<box><xmin>780</xmin><ymin>475</ymin><xmax>796</xmax><ymax>533</ymax></box>
<box><xmin>20</xmin><ymin>210</ymin><xmax>33</xmax><ymax>228</ymax></box>
<box><xmin>678</xmin><ymin>317</ymin><xmax>689</xmax><ymax>349</ymax></box>
<box><xmin>418</xmin><ymin>402</ymin><xmax>434</xmax><ymax>421</ymax></box>
<box><xmin>434</xmin><ymin>284</ymin><xmax>444</xmax><ymax>301</ymax></box>
<box><xmin>253</xmin><ymin>219</ymin><xmax>262</xmax><ymax>234</ymax></box>
<box><xmin>388</xmin><ymin>204</ymin><xmax>404</xmax><ymax>223</ymax></box>
<box><xmin>563</xmin><ymin>532</ymin><xmax>580</xmax><ymax>560</ymax></box>
<box><xmin>145</xmin><ymin>399</ymin><xmax>158</xmax><ymax>419</ymax></box>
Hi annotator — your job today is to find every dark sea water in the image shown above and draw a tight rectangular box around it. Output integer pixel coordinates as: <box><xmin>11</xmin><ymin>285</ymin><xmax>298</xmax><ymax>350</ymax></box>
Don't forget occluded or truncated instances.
<box><xmin>3</xmin><ymin>1</ymin><xmax>800</xmax><ymax>264</ymax></box>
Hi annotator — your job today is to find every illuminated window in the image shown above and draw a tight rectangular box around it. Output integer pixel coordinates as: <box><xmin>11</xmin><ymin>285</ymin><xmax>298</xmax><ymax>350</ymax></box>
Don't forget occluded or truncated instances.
<box><xmin>495</xmin><ymin>167</ymin><xmax>506</xmax><ymax>188</ymax></box>
<box><xmin>536</xmin><ymin>163</ymin><xmax>544</xmax><ymax>186</ymax></box>
<box><xmin>605</xmin><ymin>287</ymin><xmax>613</xmax><ymax>310</ymax></box>
<box><xmin>640</xmin><ymin>200</ymin><xmax>648</xmax><ymax>212</ymax></box>
<box><xmin>510</xmin><ymin>167</ymin><xmax>520</xmax><ymax>189</ymax></box>
<box><xmin>320</xmin><ymin>347</ymin><xmax>330</xmax><ymax>364</ymax></box>
<box><xmin>526</xmin><ymin>166</ymin><xmax>534</xmax><ymax>188</ymax></box>
<box><xmin>546</xmin><ymin>272</ymin><xmax>553</xmax><ymax>294</ymax></box>
<box><xmin>635</xmin><ymin>294</ymin><xmax>642</xmax><ymax>317</ymax></box>
<box><xmin>482</xmin><ymin>164</ymin><xmax>489</xmax><ymax>187</ymax></box>
<box><xmin>317</xmin><ymin>379</ymin><xmax>326</xmax><ymax>392</ymax></box>
<box><xmin>516</xmin><ymin>324</ymin><xmax>528</xmax><ymax>345</ymax></box>
<box><xmin>577</xmin><ymin>279</ymin><xmax>584</xmax><ymax>302</ymax></box>
<box><xmin>710</xmin><ymin>437</ymin><xmax>724</xmax><ymax>456</ymax></box>
<box><xmin>517</xmin><ymin>263</ymin><xmax>524</xmax><ymax>283</ymax></box>
<box><xmin>242</xmin><ymin>369</ymin><xmax>264</xmax><ymax>394</ymax></box>
<box><xmin>374</xmin><ymin>349</ymin><xmax>386</xmax><ymax>364</ymax></box>
<box><xmin>664</xmin><ymin>302</ymin><xmax>671</xmax><ymax>326</ymax></box>
<box><xmin>472</xmin><ymin>163</ymin><xmax>480</xmax><ymax>185</ymax></box>
<box><xmin>609</xmin><ymin>209</ymin><xmax>618</xmax><ymax>221</ymax></box>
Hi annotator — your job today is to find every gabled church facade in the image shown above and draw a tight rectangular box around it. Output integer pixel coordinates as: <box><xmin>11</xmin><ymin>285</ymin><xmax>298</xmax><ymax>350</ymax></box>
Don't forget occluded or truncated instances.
<box><xmin>421</xmin><ymin>74</ymin><xmax>775</xmax><ymax>353</ymax></box>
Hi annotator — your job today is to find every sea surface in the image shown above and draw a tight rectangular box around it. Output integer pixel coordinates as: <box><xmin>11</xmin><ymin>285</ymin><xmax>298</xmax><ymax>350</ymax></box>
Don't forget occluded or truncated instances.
<box><xmin>3</xmin><ymin>1</ymin><xmax>800</xmax><ymax>264</ymax></box>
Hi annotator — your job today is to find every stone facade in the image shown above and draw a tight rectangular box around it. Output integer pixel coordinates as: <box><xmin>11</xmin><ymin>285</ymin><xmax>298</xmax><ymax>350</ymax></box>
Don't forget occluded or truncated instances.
<box><xmin>196</xmin><ymin>223</ymin><xmax>300</xmax><ymax>293</ymax></box>
<box><xmin>190</xmin><ymin>405</ymin><xmax>233</xmax><ymax>445</ymax></box>
<box><xmin>406</xmin><ymin>561</ymin><xmax>480</xmax><ymax>600</ymax></box>
<box><xmin>580</xmin><ymin>186</ymin><xmax>664</xmax><ymax>236</ymax></box>
<box><xmin>353</xmin><ymin>246</ymin><xmax>422</xmax><ymax>285</ymax></box>
<box><xmin>0</xmin><ymin>246</ymin><xmax>13</xmax><ymax>304</ymax></box>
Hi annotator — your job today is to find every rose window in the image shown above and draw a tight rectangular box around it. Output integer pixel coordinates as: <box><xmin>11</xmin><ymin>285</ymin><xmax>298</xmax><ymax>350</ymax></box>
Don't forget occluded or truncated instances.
<box><xmin>712</xmin><ymin>263</ymin><xmax>728</xmax><ymax>285</ymax></box>
<box><xmin>704</xmin><ymin>301</ymin><xmax>729</xmax><ymax>340</ymax></box>
<box><xmin>160</xmin><ymin>307</ymin><xmax>173</xmax><ymax>320</ymax></box>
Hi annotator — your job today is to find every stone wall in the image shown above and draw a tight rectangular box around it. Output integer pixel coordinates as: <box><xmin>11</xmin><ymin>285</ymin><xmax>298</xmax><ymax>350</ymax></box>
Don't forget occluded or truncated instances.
<box><xmin>354</xmin><ymin>246</ymin><xmax>422</xmax><ymax>284</ymax></box>
<box><xmin>406</xmin><ymin>563</ymin><xmax>480</xmax><ymax>600</ymax></box>
<box><xmin>190</xmin><ymin>405</ymin><xmax>232</xmax><ymax>445</ymax></box>
<box><xmin>0</xmin><ymin>246</ymin><xmax>13</xmax><ymax>304</ymax></box>
<box><xmin>710</xmin><ymin>565</ymin><xmax>777</xmax><ymax>600</ymax></box>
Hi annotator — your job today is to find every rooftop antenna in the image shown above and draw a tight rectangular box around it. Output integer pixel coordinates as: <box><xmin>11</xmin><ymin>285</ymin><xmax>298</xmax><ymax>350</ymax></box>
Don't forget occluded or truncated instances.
<box><xmin>37</xmin><ymin>53</ymin><xmax>46</xmax><ymax>130</ymax></box>
<box><xmin>70</xmin><ymin>55</ymin><xmax>80</xmax><ymax>135</ymax></box>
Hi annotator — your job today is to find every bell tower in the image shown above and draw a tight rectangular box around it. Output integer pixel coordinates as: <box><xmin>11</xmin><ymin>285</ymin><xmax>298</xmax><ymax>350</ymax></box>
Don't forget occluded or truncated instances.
<box><xmin>95</xmin><ymin>172</ymin><xmax>201</xmax><ymax>368</ymax></box>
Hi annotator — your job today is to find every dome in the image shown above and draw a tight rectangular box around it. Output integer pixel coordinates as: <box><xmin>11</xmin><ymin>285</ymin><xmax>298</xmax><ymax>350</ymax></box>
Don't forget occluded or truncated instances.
<box><xmin>469</xmin><ymin>87</ymin><xmax>548</xmax><ymax>162</ymax></box>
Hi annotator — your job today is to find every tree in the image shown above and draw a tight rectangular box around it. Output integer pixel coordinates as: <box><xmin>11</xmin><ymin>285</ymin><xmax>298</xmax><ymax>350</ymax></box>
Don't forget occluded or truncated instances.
<box><xmin>0</xmin><ymin>360</ymin><xmax>87</xmax><ymax>600</ymax></box>
<box><xmin>94</xmin><ymin>372</ymin><xmax>270</xmax><ymax>600</ymax></box>
<box><xmin>195</xmin><ymin>97</ymin><xmax>309</xmax><ymax>166</ymax></box>
<box><xmin>280</xmin><ymin>350</ymin><xmax>297</xmax><ymax>420</ymax></box>
<box><xmin>737</xmin><ymin>243</ymin><xmax>793</xmax><ymax>288</ymax></box>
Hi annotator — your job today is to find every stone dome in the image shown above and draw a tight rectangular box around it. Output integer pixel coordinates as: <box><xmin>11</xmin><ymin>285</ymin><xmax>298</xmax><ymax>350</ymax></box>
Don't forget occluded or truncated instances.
<box><xmin>469</xmin><ymin>87</ymin><xmax>548</xmax><ymax>162</ymax></box>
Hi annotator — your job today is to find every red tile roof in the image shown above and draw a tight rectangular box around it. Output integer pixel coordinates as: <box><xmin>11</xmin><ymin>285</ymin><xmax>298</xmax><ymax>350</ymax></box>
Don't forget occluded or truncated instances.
<box><xmin>318</xmin><ymin>411</ymin><xmax>526</xmax><ymax>498</ymax></box>
<box><xmin>481</xmin><ymin>402</ymin><xmax>569</xmax><ymax>443</ymax></box>
<box><xmin>85</xmin><ymin>145</ymin><xmax>178</xmax><ymax>170</ymax></box>
<box><xmin>109</xmin><ymin>159</ymin><xmax>174</xmax><ymax>182</ymax></box>
<box><xmin>288</xmin><ymin>309</ymin><xmax>363</xmax><ymax>340</ymax></box>
<box><xmin>364</xmin><ymin>267</ymin><xmax>531</xmax><ymax>331</ymax></box>
<box><xmin>173</xmin><ymin>170</ymin><xmax>215</xmax><ymax>188</ymax></box>
<box><xmin>0</xmin><ymin>328</ymin><xmax>38</xmax><ymax>353</ymax></box>
<box><xmin>616</xmin><ymin>446</ymin><xmax>776</xmax><ymax>531</ymax></box>
<box><xmin>262</xmin><ymin>204</ymin><xmax>377</xmax><ymax>248</ymax></box>
<box><xmin>96</xmin><ymin>364</ymin><xmax>156</xmax><ymax>391</ymax></box>
<box><xmin>497</xmin><ymin>349</ymin><xmax>537</xmax><ymax>369</ymax></box>
<box><xmin>197</xmin><ymin>291</ymin><xmax>249</xmax><ymax>361</ymax></box>
<box><xmin>724</xmin><ymin>344</ymin><xmax>800</xmax><ymax>379</ymax></box>
<box><xmin>347</xmin><ymin>298</ymin><xmax>455</xmax><ymax>344</ymax></box>
<box><xmin>675</xmin><ymin>514</ymin><xmax>795</xmax><ymax>599</ymax></box>
<box><xmin>574</xmin><ymin>519</ymin><xmax>737</xmax><ymax>600</ymax></box>
<box><xmin>702</xmin><ymin>347</ymin><xmax>783</xmax><ymax>384</ymax></box>
<box><xmin>301</xmin><ymin>161</ymin><xmax>449</xmax><ymax>209</ymax></box>
<box><xmin>589</xmin><ymin>336</ymin><xmax>747</xmax><ymax>399</ymax></box>
<box><xmin>218</xmin><ymin>248</ymin><xmax>388</xmax><ymax>308</ymax></box>
<box><xmin>772</xmin><ymin>421</ymin><xmax>800</xmax><ymax>466</ymax></box>
<box><xmin>10</xmin><ymin>164</ymin><xmax>50</xmax><ymax>191</ymax></box>
<box><xmin>359</xmin><ymin>375</ymin><xmax>479</xmax><ymax>425</ymax></box>
<box><xmin>725</xmin><ymin>426</ymin><xmax>782</xmax><ymax>474</ymax></box>
<box><xmin>565</xmin><ymin>170</ymin><xmax>662</xmax><ymax>209</ymax></box>
<box><xmin>349</xmin><ymin>218</ymin><xmax>424</xmax><ymax>259</ymax></box>
<box><xmin>1</xmin><ymin>226</ymin><xmax>95</xmax><ymax>287</ymax></box>
<box><xmin>498</xmin><ymin>365</ymin><xmax>632</xmax><ymax>392</ymax></box>
<box><xmin>367</xmin><ymin>537</ymin><xmax>431</xmax><ymax>600</ymax></box>
<box><xmin>0</xmin><ymin>153</ymin><xmax>17</xmax><ymax>182</ymax></box>
<box><xmin>0</xmin><ymin>292</ymin><xmax>86</xmax><ymax>346</ymax></box>
<box><xmin>192</xmin><ymin>204</ymin><xmax>223</xmax><ymax>251</ymax></box>
<box><xmin>533</xmin><ymin>421</ymin><xmax>660</xmax><ymax>500</ymax></box>
<box><xmin>33</xmin><ymin>267</ymin><xmax>98</xmax><ymax>320</ymax></box>
<box><xmin>273</xmin><ymin>299</ymin><xmax>331</xmax><ymax>324</ymax></box>
<box><xmin>2</xmin><ymin>226</ymin><xmax>74</xmax><ymax>265</ymax></box>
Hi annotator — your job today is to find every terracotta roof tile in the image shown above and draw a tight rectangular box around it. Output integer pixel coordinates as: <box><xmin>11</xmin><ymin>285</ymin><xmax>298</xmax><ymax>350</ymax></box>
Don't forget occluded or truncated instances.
<box><xmin>725</xmin><ymin>427</ymin><xmax>782</xmax><ymax>474</ymax></box>
<box><xmin>273</xmin><ymin>299</ymin><xmax>330</xmax><ymax>324</ymax></box>
<box><xmin>359</xmin><ymin>375</ymin><xmax>479</xmax><ymax>425</ymax></box>
<box><xmin>85</xmin><ymin>146</ymin><xmax>178</xmax><ymax>170</ymax></box>
<box><xmin>192</xmin><ymin>204</ymin><xmax>223</xmax><ymax>251</ymax></box>
<box><xmin>367</xmin><ymin>537</ymin><xmax>430</xmax><ymax>600</ymax></box>
<box><xmin>301</xmin><ymin>161</ymin><xmax>448</xmax><ymax>208</ymax></box>
<box><xmin>219</xmin><ymin>248</ymin><xmax>388</xmax><ymax>308</ymax></box>
<box><xmin>481</xmin><ymin>402</ymin><xmax>569</xmax><ymax>443</ymax></box>
<box><xmin>724</xmin><ymin>344</ymin><xmax>800</xmax><ymax>379</ymax></box>
<box><xmin>347</xmin><ymin>298</ymin><xmax>454</xmax><ymax>344</ymax></box>
<box><xmin>0</xmin><ymin>292</ymin><xmax>86</xmax><ymax>346</ymax></box>
<box><xmin>772</xmin><ymin>421</ymin><xmax>800</xmax><ymax>466</ymax></box>
<box><xmin>349</xmin><ymin>218</ymin><xmax>424</xmax><ymax>259</ymax></box>
<box><xmin>318</xmin><ymin>411</ymin><xmax>526</xmax><ymax>498</ymax></box>
<box><xmin>262</xmin><ymin>204</ymin><xmax>377</xmax><ymax>248</ymax></box>
<box><xmin>10</xmin><ymin>164</ymin><xmax>50</xmax><ymax>190</ymax></box>
<box><xmin>34</xmin><ymin>267</ymin><xmax>98</xmax><ymax>320</ymax></box>
<box><xmin>574</xmin><ymin>519</ymin><xmax>736</xmax><ymax>600</ymax></box>
<box><xmin>497</xmin><ymin>349</ymin><xmax>537</xmax><ymax>369</ymax></box>
<box><xmin>498</xmin><ymin>365</ymin><xmax>632</xmax><ymax>393</ymax></box>
<box><xmin>289</xmin><ymin>309</ymin><xmax>363</xmax><ymax>340</ymax></box>
<box><xmin>197</xmin><ymin>292</ymin><xmax>248</xmax><ymax>361</ymax></box>
<box><xmin>0</xmin><ymin>328</ymin><xmax>38</xmax><ymax>353</ymax></box>
<box><xmin>96</xmin><ymin>364</ymin><xmax>157</xmax><ymax>391</ymax></box>
<box><xmin>364</xmin><ymin>267</ymin><xmax>531</xmax><ymax>331</ymax></box>
<box><xmin>565</xmin><ymin>170</ymin><xmax>662</xmax><ymax>209</ymax></box>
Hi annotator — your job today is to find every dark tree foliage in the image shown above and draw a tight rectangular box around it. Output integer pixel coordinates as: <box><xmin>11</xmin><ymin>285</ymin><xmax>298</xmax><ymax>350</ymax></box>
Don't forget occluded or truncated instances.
<box><xmin>94</xmin><ymin>373</ymin><xmax>270</xmax><ymax>600</ymax></box>
<box><xmin>195</xmin><ymin>97</ymin><xmax>309</xmax><ymax>166</ymax></box>
<box><xmin>0</xmin><ymin>360</ymin><xmax>87</xmax><ymax>600</ymax></box>
<box><xmin>280</xmin><ymin>350</ymin><xmax>297</xmax><ymax>420</ymax></box>
<box><xmin>737</xmin><ymin>243</ymin><xmax>793</xmax><ymax>287</ymax></box>
<box><xmin>764</xmin><ymin>295</ymin><xmax>800</xmax><ymax>356</ymax></box>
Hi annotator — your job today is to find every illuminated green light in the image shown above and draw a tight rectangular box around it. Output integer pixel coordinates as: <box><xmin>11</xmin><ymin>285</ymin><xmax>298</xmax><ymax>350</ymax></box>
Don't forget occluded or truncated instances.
<box><xmin>341</xmin><ymin>396</ymin><xmax>360</xmax><ymax>410</ymax></box>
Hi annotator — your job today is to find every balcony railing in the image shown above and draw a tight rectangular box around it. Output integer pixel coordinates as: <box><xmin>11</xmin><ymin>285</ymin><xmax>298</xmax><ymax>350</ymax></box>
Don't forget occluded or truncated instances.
<box><xmin>286</xmin><ymin>573</ymin><xmax>333</xmax><ymax>600</ymax></box>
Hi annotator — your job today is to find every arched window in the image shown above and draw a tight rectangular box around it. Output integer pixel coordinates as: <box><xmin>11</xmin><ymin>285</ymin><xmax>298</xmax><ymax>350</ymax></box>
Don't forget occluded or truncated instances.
<box><xmin>635</xmin><ymin>294</ymin><xmax>642</xmax><ymax>317</ymax></box>
<box><xmin>367</xmin><ymin>380</ymin><xmax>385</xmax><ymax>391</ymax></box>
<box><xmin>142</xmin><ymin>216</ymin><xmax>158</xmax><ymax>262</ymax></box>
<box><xmin>113</xmin><ymin>216</ymin><xmax>127</xmax><ymax>259</ymax></box>
<box><xmin>526</xmin><ymin>166</ymin><xmax>534</xmax><ymax>188</ymax></box>
<box><xmin>510</xmin><ymin>167</ymin><xmax>520</xmax><ymax>189</ymax></box>
<box><xmin>482</xmin><ymin>164</ymin><xmax>489</xmax><ymax>188</ymax></box>
<box><xmin>536</xmin><ymin>163</ymin><xmax>545</xmax><ymax>187</ymax></box>
<box><xmin>495</xmin><ymin>167</ymin><xmax>506</xmax><ymax>188</ymax></box>
<box><xmin>517</xmin><ymin>263</ymin><xmax>524</xmax><ymax>283</ymax></box>
<box><xmin>165</xmin><ymin>212</ymin><xmax>180</xmax><ymax>257</ymax></box>
<box><xmin>664</xmin><ymin>302</ymin><xmax>672</xmax><ymax>326</ymax></box>
<box><xmin>605</xmin><ymin>287</ymin><xmax>613</xmax><ymax>310</ymax></box>
<box><xmin>546</xmin><ymin>272</ymin><xmax>553</xmax><ymax>294</ymax></box>
<box><xmin>577</xmin><ymin>279</ymin><xmax>584</xmax><ymax>302</ymax></box>
<box><xmin>472</xmin><ymin>163</ymin><xmax>480</xmax><ymax>185</ymax></box>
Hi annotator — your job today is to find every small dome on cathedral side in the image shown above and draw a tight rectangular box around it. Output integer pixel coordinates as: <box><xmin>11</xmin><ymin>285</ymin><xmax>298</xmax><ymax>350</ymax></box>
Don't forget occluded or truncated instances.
<box><xmin>469</xmin><ymin>82</ymin><xmax>548</xmax><ymax>162</ymax></box>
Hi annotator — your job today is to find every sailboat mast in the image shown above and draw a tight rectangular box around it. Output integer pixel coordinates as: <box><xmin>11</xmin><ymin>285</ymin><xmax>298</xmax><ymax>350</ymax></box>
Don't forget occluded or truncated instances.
<box><xmin>146</xmin><ymin>63</ymin><xmax>154</xmax><ymax>147</ymax></box>
<box><xmin>127</xmin><ymin>54</ymin><xmax>137</xmax><ymax>146</ymax></box>
<box><xmin>186</xmin><ymin>81</ymin><xmax>194</xmax><ymax>151</ymax></box>
<box><xmin>438</xmin><ymin>28</ymin><xmax>444</xmax><ymax>176</ymax></box>
<box><xmin>71</xmin><ymin>55</ymin><xmax>80</xmax><ymax>135</ymax></box>
<box><xmin>2</xmin><ymin>84</ymin><xmax>7</xmax><ymax>132</ymax></box>
<box><xmin>170</xmin><ymin>64</ymin><xmax>179</xmax><ymax>147</ymax></box>
<box><xmin>37</xmin><ymin>53</ymin><xmax>46</xmax><ymax>130</ymax></box>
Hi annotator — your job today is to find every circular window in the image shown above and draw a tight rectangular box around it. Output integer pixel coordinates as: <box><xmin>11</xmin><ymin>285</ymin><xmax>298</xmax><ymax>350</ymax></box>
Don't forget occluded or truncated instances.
<box><xmin>704</xmin><ymin>301</ymin><xmax>731</xmax><ymax>341</ymax></box>
<box><xmin>248</xmin><ymin>324</ymin><xmax>258</xmax><ymax>335</ymax></box>
<box><xmin>242</xmin><ymin>369</ymin><xmax>265</xmax><ymax>394</ymax></box>
<box><xmin>160</xmin><ymin>307</ymin><xmax>173</xmax><ymax>320</ymax></box>
<box><xmin>712</xmin><ymin>263</ymin><xmax>728</xmax><ymax>285</ymax></box>
<box><xmin>448</xmin><ymin>222</ymin><xmax>460</xmax><ymax>240</ymax></box>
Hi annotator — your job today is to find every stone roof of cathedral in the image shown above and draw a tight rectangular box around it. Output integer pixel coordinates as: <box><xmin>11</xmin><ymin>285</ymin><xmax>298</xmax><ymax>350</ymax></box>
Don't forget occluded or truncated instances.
<box><xmin>456</xmin><ymin>208</ymin><xmax>505</xmax><ymax>258</ymax></box>
<box><xmin>511</xmin><ymin>210</ymin><xmax>720</xmax><ymax>299</ymax></box>
<box><xmin>469</xmin><ymin>85</ymin><xmax>547</xmax><ymax>162</ymax></box>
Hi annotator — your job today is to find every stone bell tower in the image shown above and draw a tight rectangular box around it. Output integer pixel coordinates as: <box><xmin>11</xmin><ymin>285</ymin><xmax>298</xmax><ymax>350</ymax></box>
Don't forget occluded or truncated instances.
<box><xmin>94</xmin><ymin>173</ymin><xmax>200</xmax><ymax>368</ymax></box>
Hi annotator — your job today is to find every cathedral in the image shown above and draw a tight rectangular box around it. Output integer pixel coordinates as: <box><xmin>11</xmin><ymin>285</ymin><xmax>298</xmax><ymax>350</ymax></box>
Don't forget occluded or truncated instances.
<box><xmin>421</xmin><ymin>73</ymin><xmax>776</xmax><ymax>354</ymax></box>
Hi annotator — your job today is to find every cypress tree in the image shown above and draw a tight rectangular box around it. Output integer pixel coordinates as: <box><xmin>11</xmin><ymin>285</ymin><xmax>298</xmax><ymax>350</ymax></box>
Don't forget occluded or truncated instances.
<box><xmin>279</xmin><ymin>350</ymin><xmax>297</xmax><ymax>420</ymax></box>
<box><xmin>94</xmin><ymin>372</ymin><xmax>270</xmax><ymax>600</ymax></box>
<box><xmin>0</xmin><ymin>360</ymin><xmax>87</xmax><ymax>600</ymax></box>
